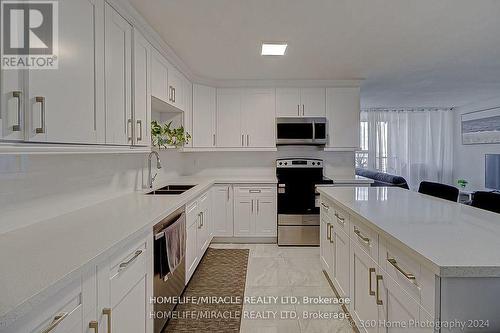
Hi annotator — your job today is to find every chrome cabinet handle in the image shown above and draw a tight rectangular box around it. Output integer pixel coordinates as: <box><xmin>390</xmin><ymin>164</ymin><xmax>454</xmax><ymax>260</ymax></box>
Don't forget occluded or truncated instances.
<box><xmin>297</xmin><ymin>104</ymin><xmax>300</xmax><ymax>116</ymax></box>
<box><xmin>302</xmin><ymin>104</ymin><xmax>305</xmax><ymax>116</ymax></box>
<box><xmin>173</xmin><ymin>87</ymin><xmax>176</xmax><ymax>103</ymax></box>
<box><xmin>35</xmin><ymin>96</ymin><xmax>45</xmax><ymax>134</ymax></box>
<box><xmin>376</xmin><ymin>275</ymin><xmax>383</xmax><ymax>305</ymax></box>
<box><xmin>227</xmin><ymin>187</ymin><xmax>230</xmax><ymax>201</ymax></box>
<box><xmin>103</xmin><ymin>308</ymin><xmax>112</xmax><ymax>333</ymax></box>
<box><xmin>326</xmin><ymin>222</ymin><xmax>331</xmax><ymax>241</ymax></box>
<box><xmin>387</xmin><ymin>258</ymin><xmax>416</xmax><ymax>281</ymax></box>
<box><xmin>368</xmin><ymin>268</ymin><xmax>376</xmax><ymax>296</ymax></box>
<box><xmin>201</xmin><ymin>211</ymin><xmax>204</xmax><ymax>227</ymax></box>
<box><xmin>89</xmin><ymin>320</ymin><xmax>98</xmax><ymax>333</ymax></box>
<box><xmin>321</xmin><ymin>202</ymin><xmax>329</xmax><ymax>210</ymax></box>
<box><xmin>249</xmin><ymin>189</ymin><xmax>261</xmax><ymax>193</ymax></box>
<box><xmin>197</xmin><ymin>212</ymin><xmax>202</xmax><ymax>228</ymax></box>
<box><xmin>335</xmin><ymin>213</ymin><xmax>345</xmax><ymax>226</ymax></box>
<box><xmin>118</xmin><ymin>249</ymin><xmax>143</xmax><ymax>272</ymax></box>
<box><xmin>256</xmin><ymin>199</ymin><xmax>259</xmax><ymax>213</ymax></box>
<box><xmin>12</xmin><ymin>91</ymin><xmax>22</xmax><ymax>131</ymax></box>
<box><xmin>241</xmin><ymin>134</ymin><xmax>244</xmax><ymax>146</ymax></box>
<box><xmin>168</xmin><ymin>86</ymin><xmax>172</xmax><ymax>102</ymax></box>
<box><xmin>247</xmin><ymin>134</ymin><xmax>249</xmax><ymax>146</ymax></box>
<box><xmin>136</xmin><ymin>120</ymin><xmax>142</xmax><ymax>142</ymax></box>
<box><xmin>40</xmin><ymin>312</ymin><xmax>68</xmax><ymax>333</ymax></box>
<box><xmin>213</xmin><ymin>134</ymin><xmax>216</xmax><ymax>146</ymax></box>
<box><xmin>354</xmin><ymin>227</ymin><xmax>370</xmax><ymax>244</ymax></box>
<box><xmin>328</xmin><ymin>224</ymin><xmax>334</xmax><ymax>244</ymax></box>
<box><xmin>251</xmin><ymin>200</ymin><xmax>254</xmax><ymax>213</ymax></box>
<box><xmin>127</xmin><ymin>119</ymin><xmax>133</xmax><ymax>142</ymax></box>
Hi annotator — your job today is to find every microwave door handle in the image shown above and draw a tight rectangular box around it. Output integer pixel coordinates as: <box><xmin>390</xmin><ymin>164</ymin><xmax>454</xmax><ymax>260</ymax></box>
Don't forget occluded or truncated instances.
<box><xmin>312</xmin><ymin>121</ymin><xmax>316</xmax><ymax>142</ymax></box>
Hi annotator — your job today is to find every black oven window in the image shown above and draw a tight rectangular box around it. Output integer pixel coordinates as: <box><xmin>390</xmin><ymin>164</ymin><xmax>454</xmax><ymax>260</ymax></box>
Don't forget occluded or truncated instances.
<box><xmin>277</xmin><ymin>123</ymin><xmax>313</xmax><ymax>139</ymax></box>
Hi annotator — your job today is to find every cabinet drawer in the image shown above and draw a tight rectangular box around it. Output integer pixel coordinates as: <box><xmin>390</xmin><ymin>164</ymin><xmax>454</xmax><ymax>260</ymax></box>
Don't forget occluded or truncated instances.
<box><xmin>234</xmin><ymin>185</ymin><xmax>276</xmax><ymax>196</ymax></box>
<box><xmin>7</xmin><ymin>277</ymin><xmax>83</xmax><ymax>333</ymax></box>
<box><xmin>109</xmin><ymin>241</ymin><xmax>147</xmax><ymax>308</ymax></box>
<box><xmin>350</xmin><ymin>218</ymin><xmax>378</xmax><ymax>260</ymax></box>
<box><xmin>332</xmin><ymin>205</ymin><xmax>350</xmax><ymax>234</ymax></box>
<box><xmin>319</xmin><ymin>197</ymin><xmax>334</xmax><ymax>221</ymax></box>
<box><xmin>380</xmin><ymin>238</ymin><xmax>436</xmax><ymax>315</ymax></box>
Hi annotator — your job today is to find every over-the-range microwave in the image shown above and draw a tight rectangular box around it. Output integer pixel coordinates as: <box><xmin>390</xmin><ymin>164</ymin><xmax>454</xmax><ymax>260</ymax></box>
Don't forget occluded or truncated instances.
<box><xmin>276</xmin><ymin>117</ymin><xmax>328</xmax><ymax>146</ymax></box>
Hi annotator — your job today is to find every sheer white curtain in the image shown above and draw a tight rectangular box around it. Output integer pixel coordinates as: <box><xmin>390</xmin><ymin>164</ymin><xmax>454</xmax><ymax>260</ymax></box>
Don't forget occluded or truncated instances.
<box><xmin>359</xmin><ymin>108</ymin><xmax>454</xmax><ymax>190</ymax></box>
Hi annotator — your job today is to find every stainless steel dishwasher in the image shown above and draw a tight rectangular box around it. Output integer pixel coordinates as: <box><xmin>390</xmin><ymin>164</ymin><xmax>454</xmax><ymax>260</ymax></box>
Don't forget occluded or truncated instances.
<box><xmin>153</xmin><ymin>206</ymin><xmax>186</xmax><ymax>333</ymax></box>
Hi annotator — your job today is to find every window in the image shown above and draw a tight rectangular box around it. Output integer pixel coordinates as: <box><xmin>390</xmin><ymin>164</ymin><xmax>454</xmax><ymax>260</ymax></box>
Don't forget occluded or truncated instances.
<box><xmin>355</xmin><ymin>120</ymin><xmax>389</xmax><ymax>172</ymax></box>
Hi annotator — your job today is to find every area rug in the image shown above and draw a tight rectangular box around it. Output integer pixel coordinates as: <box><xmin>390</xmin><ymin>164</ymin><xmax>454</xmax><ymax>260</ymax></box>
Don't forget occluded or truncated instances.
<box><xmin>164</xmin><ymin>248</ymin><xmax>249</xmax><ymax>332</ymax></box>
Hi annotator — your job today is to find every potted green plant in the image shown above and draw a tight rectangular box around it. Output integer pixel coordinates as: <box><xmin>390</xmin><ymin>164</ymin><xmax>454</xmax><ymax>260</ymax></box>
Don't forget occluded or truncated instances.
<box><xmin>151</xmin><ymin>120</ymin><xmax>191</xmax><ymax>149</ymax></box>
<box><xmin>457</xmin><ymin>179</ymin><xmax>468</xmax><ymax>189</ymax></box>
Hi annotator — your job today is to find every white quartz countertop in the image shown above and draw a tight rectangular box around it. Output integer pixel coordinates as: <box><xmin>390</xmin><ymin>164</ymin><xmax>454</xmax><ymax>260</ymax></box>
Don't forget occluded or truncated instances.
<box><xmin>323</xmin><ymin>174</ymin><xmax>374</xmax><ymax>185</ymax></box>
<box><xmin>0</xmin><ymin>175</ymin><xmax>276</xmax><ymax>324</ymax></box>
<box><xmin>317</xmin><ymin>186</ymin><xmax>500</xmax><ymax>278</ymax></box>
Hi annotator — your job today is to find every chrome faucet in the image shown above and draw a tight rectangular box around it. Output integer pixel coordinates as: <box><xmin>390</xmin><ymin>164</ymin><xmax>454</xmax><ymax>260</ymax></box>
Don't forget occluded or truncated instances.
<box><xmin>148</xmin><ymin>151</ymin><xmax>162</xmax><ymax>189</ymax></box>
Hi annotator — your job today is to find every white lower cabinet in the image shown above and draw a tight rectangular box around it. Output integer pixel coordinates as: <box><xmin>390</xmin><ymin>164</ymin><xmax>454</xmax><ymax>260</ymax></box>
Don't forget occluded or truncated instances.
<box><xmin>320</xmin><ymin>195</ymin><xmax>436</xmax><ymax>333</ymax></box>
<box><xmin>185</xmin><ymin>190</ymin><xmax>213</xmax><ymax>284</ymax></box>
<box><xmin>212</xmin><ymin>185</ymin><xmax>234</xmax><ymax>237</ymax></box>
<box><xmin>233</xmin><ymin>185</ymin><xmax>277</xmax><ymax>237</ymax></box>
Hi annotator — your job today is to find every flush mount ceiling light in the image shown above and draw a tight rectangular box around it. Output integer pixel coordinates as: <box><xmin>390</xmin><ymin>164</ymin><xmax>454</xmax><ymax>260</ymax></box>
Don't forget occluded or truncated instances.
<box><xmin>261</xmin><ymin>42</ymin><xmax>287</xmax><ymax>56</ymax></box>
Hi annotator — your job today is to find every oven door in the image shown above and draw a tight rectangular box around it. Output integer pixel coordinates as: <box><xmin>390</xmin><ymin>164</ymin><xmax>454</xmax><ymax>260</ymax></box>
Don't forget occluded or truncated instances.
<box><xmin>277</xmin><ymin>168</ymin><xmax>322</xmax><ymax>215</ymax></box>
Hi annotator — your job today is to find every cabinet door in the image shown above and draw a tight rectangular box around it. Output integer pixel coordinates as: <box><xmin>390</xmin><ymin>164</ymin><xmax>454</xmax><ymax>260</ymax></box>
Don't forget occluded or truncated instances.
<box><xmin>186</xmin><ymin>214</ymin><xmax>199</xmax><ymax>284</ymax></box>
<box><xmin>216</xmin><ymin>88</ymin><xmax>242</xmax><ymax>147</ymax></box>
<box><xmin>326</xmin><ymin>87</ymin><xmax>360</xmax><ymax>149</ymax></box>
<box><xmin>168</xmin><ymin>66</ymin><xmax>184</xmax><ymax>110</ymax></box>
<box><xmin>333</xmin><ymin>229</ymin><xmax>350</xmax><ymax>298</ymax></box>
<box><xmin>183</xmin><ymin>79</ymin><xmax>193</xmax><ymax>147</ymax></box>
<box><xmin>198</xmin><ymin>192</ymin><xmax>211</xmax><ymax>255</ymax></box>
<box><xmin>233</xmin><ymin>198</ymin><xmax>254</xmax><ymax>236</ymax></box>
<box><xmin>192</xmin><ymin>84</ymin><xmax>216</xmax><ymax>147</ymax></box>
<box><xmin>254</xmin><ymin>197</ymin><xmax>277</xmax><ymax>236</ymax></box>
<box><xmin>276</xmin><ymin>88</ymin><xmax>300</xmax><ymax>117</ymax></box>
<box><xmin>300</xmin><ymin>88</ymin><xmax>325</xmax><ymax>117</ymax></box>
<box><xmin>242</xmin><ymin>88</ymin><xmax>276</xmax><ymax>148</ymax></box>
<box><xmin>28</xmin><ymin>0</ymin><xmax>102</xmax><ymax>143</ymax></box>
<box><xmin>320</xmin><ymin>217</ymin><xmax>333</xmax><ymax>275</ymax></box>
<box><xmin>133</xmin><ymin>30</ymin><xmax>151</xmax><ymax>147</ymax></box>
<box><xmin>97</xmin><ymin>240</ymin><xmax>149</xmax><ymax>333</ymax></box>
<box><xmin>0</xmin><ymin>70</ymin><xmax>25</xmax><ymax>141</ymax></box>
<box><xmin>104</xmin><ymin>3</ymin><xmax>132</xmax><ymax>145</ymax></box>
<box><xmin>212</xmin><ymin>185</ymin><xmax>234</xmax><ymax>237</ymax></box>
<box><xmin>378</xmin><ymin>272</ymin><xmax>422</xmax><ymax>333</ymax></box>
<box><xmin>151</xmin><ymin>49</ymin><xmax>169</xmax><ymax>103</ymax></box>
<box><xmin>351</xmin><ymin>243</ymin><xmax>379</xmax><ymax>333</ymax></box>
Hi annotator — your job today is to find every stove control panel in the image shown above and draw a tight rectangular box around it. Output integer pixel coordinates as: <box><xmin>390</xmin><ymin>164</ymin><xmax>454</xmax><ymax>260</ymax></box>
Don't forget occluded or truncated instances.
<box><xmin>276</xmin><ymin>159</ymin><xmax>323</xmax><ymax>168</ymax></box>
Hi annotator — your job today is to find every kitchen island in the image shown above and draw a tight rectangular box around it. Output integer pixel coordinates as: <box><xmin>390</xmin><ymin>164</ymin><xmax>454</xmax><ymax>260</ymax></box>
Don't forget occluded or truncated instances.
<box><xmin>317</xmin><ymin>186</ymin><xmax>500</xmax><ymax>333</ymax></box>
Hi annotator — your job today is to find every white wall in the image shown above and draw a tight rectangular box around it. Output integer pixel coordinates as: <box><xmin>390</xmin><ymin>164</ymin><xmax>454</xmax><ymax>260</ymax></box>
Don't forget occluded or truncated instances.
<box><xmin>453</xmin><ymin>96</ymin><xmax>500</xmax><ymax>191</ymax></box>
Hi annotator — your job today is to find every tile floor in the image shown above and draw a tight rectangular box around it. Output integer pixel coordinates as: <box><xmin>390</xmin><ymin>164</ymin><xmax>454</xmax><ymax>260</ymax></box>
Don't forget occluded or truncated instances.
<box><xmin>209</xmin><ymin>243</ymin><xmax>356</xmax><ymax>333</ymax></box>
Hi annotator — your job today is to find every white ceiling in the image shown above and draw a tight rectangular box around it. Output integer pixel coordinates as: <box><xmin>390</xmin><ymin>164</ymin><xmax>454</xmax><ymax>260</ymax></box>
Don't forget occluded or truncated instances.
<box><xmin>129</xmin><ymin>0</ymin><xmax>500</xmax><ymax>108</ymax></box>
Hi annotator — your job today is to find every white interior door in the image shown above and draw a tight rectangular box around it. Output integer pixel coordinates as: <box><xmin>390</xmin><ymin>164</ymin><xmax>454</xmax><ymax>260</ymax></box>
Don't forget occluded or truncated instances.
<box><xmin>104</xmin><ymin>3</ymin><xmax>132</xmax><ymax>145</ymax></box>
<box><xmin>192</xmin><ymin>84</ymin><xmax>216</xmax><ymax>147</ymax></box>
<box><xmin>300</xmin><ymin>88</ymin><xmax>326</xmax><ymax>117</ymax></box>
<box><xmin>276</xmin><ymin>88</ymin><xmax>300</xmax><ymax>117</ymax></box>
<box><xmin>216</xmin><ymin>88</ymin><xmax>242</xmax><ymax>147</ymax></box>
<box><xmin>28</xmin><ymin>0</ymin><xmax>101</xmax><ymax>143</ymax></box>
<box><xmin>133</xmin><ymin>30</ymin><xmax>151</xmax><ymax>147</ymax></box>
<box><xmin>242</xmin><ymin>88</ymin><xmax>276</xmax><ymax>148</ymax></box>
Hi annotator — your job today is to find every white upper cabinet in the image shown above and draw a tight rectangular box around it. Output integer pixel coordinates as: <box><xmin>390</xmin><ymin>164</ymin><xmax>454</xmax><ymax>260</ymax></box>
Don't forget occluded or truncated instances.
<box><xmin>168</xmin><ymin>67</ymin><xmax>185</xmax><ymax>110</ymax></box>
<box><xmin>276</xmin><ymin>88</ymin><xmax>301</xmax><ymax>117</ymax></box>
<box><xmin>151</xmin><ymin>49</ymin><xmax>169</xmax><ymax>104</ymax></box>
<box><xmin>133</xmin><ymin>30</ymin><xmax>151</xmax><ymax>147</ymax></box>
<box><xmin>192</xmin><ymin>84</ymin><xmax>216</xmax><ymax>148</ymax></box>
<box><xmin>326</xmin><ymin>87</ymin><xmax>360</xmax><ymax>150</ymax></box>
<box><xmin>242</xmin><ymin>88</ymin><xmax>276</xmax><ymax>148</ymax></box>
<box><xmin>217</xmin><ymin>88</ymin><xmax>243</xmax><ymax>147</ymax></box>
<box><xmin>27</xmin><ymin>0</ymin><xmax>104</xmax><ymax>144</ymax></box>
<box><xmin>104</xmin><ymin>3</ymin><xmax>133</xmax><ymax>145</ymax></box>
<box><xmin>300</xmin><ymin>88</ymin><xmax>326</xmax><ymax>117</ymax></box>
<box><xmin>0</xmin><ymin>68</ymin><xmax>25</xmax><ymax>141</ymax></box>
<box><xmin>276</xmin><ymin>88</ymin><xmax>325</xmax><ymax>117</ymax></box>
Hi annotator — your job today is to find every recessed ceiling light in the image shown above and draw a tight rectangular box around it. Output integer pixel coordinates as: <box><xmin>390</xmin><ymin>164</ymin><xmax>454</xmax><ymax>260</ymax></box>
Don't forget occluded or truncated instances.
<box><xmin>261</xmin><ymin>43</ymin><xmax>287</xmax><ymax>56</ymax></box>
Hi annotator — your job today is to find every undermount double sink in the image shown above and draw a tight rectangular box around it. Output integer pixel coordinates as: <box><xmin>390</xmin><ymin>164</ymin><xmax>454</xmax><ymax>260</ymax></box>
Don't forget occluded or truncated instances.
<box><xmin>146</xmin><ymin>184</ymin><xmax>196</xmax><ymax>195</ymax></box>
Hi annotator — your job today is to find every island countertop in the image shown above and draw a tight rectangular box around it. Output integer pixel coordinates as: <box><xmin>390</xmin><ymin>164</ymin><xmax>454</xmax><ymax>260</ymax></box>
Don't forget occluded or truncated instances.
<box><xmin>317</xmin><ymin>186</ymin><xmax>500</xmax><ymax>278</ymax></box>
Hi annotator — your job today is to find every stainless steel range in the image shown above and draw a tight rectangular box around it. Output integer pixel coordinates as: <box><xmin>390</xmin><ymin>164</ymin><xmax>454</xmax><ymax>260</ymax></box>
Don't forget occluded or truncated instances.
<box><xmin>276</xmin><ymin>158</ymin><xmax>333</xmax><ymax>246</ymax></box>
